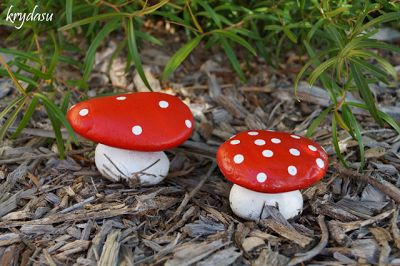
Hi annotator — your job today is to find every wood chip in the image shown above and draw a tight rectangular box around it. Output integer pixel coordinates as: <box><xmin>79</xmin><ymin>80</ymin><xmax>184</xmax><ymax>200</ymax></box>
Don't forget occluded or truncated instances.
<box><xmin>261</xmin><ymin>219</ymin><xmax>313</xmax><ymax>248</ymax></box>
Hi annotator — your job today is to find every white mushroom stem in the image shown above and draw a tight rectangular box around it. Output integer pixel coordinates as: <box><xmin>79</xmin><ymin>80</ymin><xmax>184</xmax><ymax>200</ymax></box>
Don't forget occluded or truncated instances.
<box><xmin>95</xmin><ymin>144</ymin><xmax>169</xmax><ymax>186</ymax></box>
<box><xmin>229</xmin><ymin>184</ymin><xmax>303</xmax><ymax>220</ymax></box>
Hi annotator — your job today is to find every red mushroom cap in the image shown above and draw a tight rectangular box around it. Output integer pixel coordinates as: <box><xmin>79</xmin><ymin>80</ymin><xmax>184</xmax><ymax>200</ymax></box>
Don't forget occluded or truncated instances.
<box><xmin>67</xmin><ymin>92</ymin><xmax>194</xmax><ymax>151</ymax></box>
<box><xmin>216</xmin><ymin>130</ymin><xmax>328</xmax><ymax>193</ymax></box>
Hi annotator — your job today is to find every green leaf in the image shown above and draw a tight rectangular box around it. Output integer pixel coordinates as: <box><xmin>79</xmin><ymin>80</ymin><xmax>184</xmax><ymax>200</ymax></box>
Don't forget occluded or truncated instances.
<box><xmin>332</xmin><ymin>116</ymin><xmax>348</xmax><ymax>167</ymax></box>
<box><xmin>350</xmin><ymin>64</ymin><xmax>382</xmax><ymax>125</ymax></box>
<box><xmin>59</xmin><ymin>13</ymin><xmax>128</xmax><ymax>31</ymax></box>
<box><xmin>11</xmin><ymin>96</ymin><xmax>39</xmax><ymax>139</ymax></box>
<box><xmin>0</xmin><ymin>97</ymin><xmax>27</xmax><ymax>141</ymax></box>
<box><xmin>297</xmin><ymin>41</ymin><xmax>339</xmax><ymax>103</ymax></box>
<box><xmin>61</xmin><ymin>91</ymin><xmax>71</xmax><ymax>114</ymax></box>
<box><xmin>82</xmin><ymin>19</ymin><xmax>119</xmax><ymax>84</ymax></box>
<box><xmin>198</xmin><ymin>1</ymin><xmax>221</xmax><ymax>28</ymax></box>
<box><xmin>135</xmin><ymin>31</ymin><xmax>163</xmax><ymax>46</ymax></box>
<box><xmin>212</xmin><ymin>29</ymin><xmax>256</xmax><ymax>55</ymax></box>
<box><xmin>0</xmin><ymin>48</ymin><xmax>41</xmax><ymax>63</ymax></box>
<box><xmin>135</xmin><ymin>0</ymin><xmax>170</xmax><ymax>16</ymax></box>
<box><xmin>350</xmin><ymin>50</ymin><xmax>397</xmax><ymax>79</ymax></box>
<box><xmin>126</xmin><ymin>18</ymin><xmax>152</xmax><ymax>91</ymax></box>
<box><xmin>282</xmin><ymin>26</ymin><xmax>297</xmax><ymax>43</ymax></box>
<box><xmin>66</xmin><ymin>0</ymin><xmax>73</xmax><ymax>24</ymax></box>
<box><xmin>326</xmin><ymin>25</ymin><xmax>345</xmax><ymax>49</ymax></box>
<box><xmin>0</xmin><ymin>96</ymin><xmax>25</xmax><ymax>121</ymax></box>
<box><xmin>264</xmin><ymin>25</ymin><xmax>282</xmax><ymax>31</ymax></box>
<box><xmin>308</xmin><ymin>57</ymin><xmax>337</xmax><ymax>86</ymax></box>
<box><xmin>350</xmin><ymin>58</ymin><xmax>388</xmax><ymax>84</ymax></box>
<box><xmin>356</xmin><ymin>12</ymin><xmax>400</xmax><ymax>35</ymax></box>
<box><xmin>344</xmin><ymin>104</ymin><xmax>365</xmax><ymax>168</ymax></box>
<box><xmin>46</xmin><ymin>32</ymin><xmax>60</xmax><ymax>78</ymax></box>
<box><xmin>220</xmin><ymin>36</ymin><xmax>245</xmax><ymax>81</ymax></box>
<box><xmin>34</xmin><ymin>93</ymin><xmax>78</xmax><ymax>144</ymax></box>
<box><xmin>44</xmin><ymin>104</ymin><xmax>65</xmax><ymax>159</ymax></box>
<box><xmin>357</xmin><ymin>39</ymin><xmax>400</xmax><ymax>54</ymax></box>
<box><xmin>306</xmin><ymin>106</ymin><xmax>332</xmax><ymax>137</ymax></box>
<box><xmin>162</xmin><ymin>35</ymin><xmax>203</xmax><ymax>81</ymax></box>
<box><xmin>348</xmin><ymin>102</ymin><xmax>400</xmax><ymax>135</ymax></box>
<box><xmin>326</xmin><ymin>7</ymin><xmax>349</xmax><ymax>17</ymax></box>
<box><xmin>307</xmin><ymin>18</ymin><xmax>325</xmax><ymax>41</ymax></box>
<box><xmin>12</xmin><ymin>61</ymin><xmax>47</xmax><ymax>79</ymax></box>
<box><xmin>0</xmin><ymin>55</ymin><xmax>28</xmax><ymax>95</ymax></box>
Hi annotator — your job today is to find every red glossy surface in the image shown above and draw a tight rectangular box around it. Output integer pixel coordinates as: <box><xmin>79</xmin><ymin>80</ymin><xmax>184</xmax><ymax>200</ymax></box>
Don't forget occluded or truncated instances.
<box><xmin>67</xmin><ymin>92</ymin><xmax>194</xmax><ymax>151</ymax></box>
<box><xmin>216</xmin><ymin>130</ymin><xmax>328</xmax><ymax>193</ymax></box>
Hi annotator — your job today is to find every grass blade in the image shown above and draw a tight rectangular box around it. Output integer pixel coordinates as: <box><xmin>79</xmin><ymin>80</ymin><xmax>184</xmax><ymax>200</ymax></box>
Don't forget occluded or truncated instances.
<box><xmin>59</xmin><ymin>13</ymin><xmax>128</xmax><ymax>31</ymax></box>
<box><xmin>350</xmin><ymin>64</ymin><xmax>382</xmax><ymax>125</ymax></box>
<box><xmin>126</xmin><ymin>18</ymin><xmax>151</xmax><ymax>91</ymax></box>
<box><xmin>0</xmin><ymin>96</ymin><xmax>25</xmax><ymax>120</ymax></box>
<box><xmin>348</xmin><ymin>101</ymin><xmax>400</xmax><ymax>135</ymax></box>
<box><xmin>44</xmin><ymin>104</ymin><xmax>65</xmax><ymax>159</ymax></box>
<box><xmin>34</xmin><ymin>93</ymin><xmax>78</xmax><ymax>144</ymax></box>
<box><xmin>342</xmin><ymin>104</ymin><xmax>365</xmax><ymax>168</ymax></box>
<box><xmin>0</xmin><ymin>55</ymin><xmax>27</xmax><ymax>95</ymax></box>
<box><xmin>219</xmin><ymin>36</ymin><xmax>245</xmax><ymax>81</ymax></box>
<box><xmin>308</xmin><ymin>57</ymin><xmax>337</xmax><ymax>86</ymax></box>
<box><xmin>11</xmin><ymin>96</ymin><xmax>39</xmax><ymax>138</ymax></box>
<box><xmin>0</xmin><ymin>48</ymin><xmax>41</xmax><ymax>63</ymax></box>
<box><xmin>212</xmin><ymin>29</ymin><xmax>257</xmax><ymax>55</ymax></box>
<box><xmin>356</xmin><ymin>12</ymin><xmax>400</xmax><ymax>35</ymax></box>
<box><xmin>162</xmin><ymin>35</ymin><xmax>203</xmax><ymax>81</ymax></box>
<box><xmin>0</xmin><ymin>97</ymin><xmax>27</xmax><ymax>141</ymax></box>
<box><xmin>332</xmin><ymin>115</ymin><xmax>348</xmax><ymax>167</ymax></box>
<box><xmin>82</xmin><ymin>18</ymin><xmax>119</xmax><ymax>85</ymax></box>
<box><xmin>66</xmin><ymin>0</ymin><xmax>73</xmax><ymax>24</ymax></box>
<box><xmin>306</xmin><ymin>106</ymin><xmax>332</xmax><ymax>137</ymax></box>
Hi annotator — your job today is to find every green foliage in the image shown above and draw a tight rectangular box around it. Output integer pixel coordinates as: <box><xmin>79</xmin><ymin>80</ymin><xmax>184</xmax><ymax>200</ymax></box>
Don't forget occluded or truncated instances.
<box><xmin>0</xmin><ymin>0</ymin><xmax>399</xmax><ymax>165</ymax></box>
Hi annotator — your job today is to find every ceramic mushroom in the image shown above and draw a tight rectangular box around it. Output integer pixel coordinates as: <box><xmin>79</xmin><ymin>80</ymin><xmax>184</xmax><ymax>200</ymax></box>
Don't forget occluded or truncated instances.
<box><xmin>216</xmin><ymin>130</ymin><xmax>328</xmax><ymax>220</ymax></box>
<box><xmin>67</xmin><ymin>92</ymin><xmax>194</xmax><ymax>186</ymax></box>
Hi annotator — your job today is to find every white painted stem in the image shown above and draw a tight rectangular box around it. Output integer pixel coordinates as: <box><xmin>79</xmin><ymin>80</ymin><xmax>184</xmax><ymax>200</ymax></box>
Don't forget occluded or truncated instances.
<box><xmin>229</xmin><ymin>184</ymin><xmax>303</xmax><ymax>220</ymax></box>
<box><xmin>95</xmin><ymin>143</ymin><xmax>170</xmax><ymax>186</ymax></box>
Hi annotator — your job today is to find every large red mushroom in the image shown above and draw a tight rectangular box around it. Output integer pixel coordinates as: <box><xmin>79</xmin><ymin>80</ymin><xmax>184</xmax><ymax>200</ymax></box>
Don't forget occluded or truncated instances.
<box><xmin>216</xmin><ymin>130</ymin><xmax>328</xmax><ymax>220</ymax></box>
<box><xmin>67</xmin><ymin>92</ymin><xmax>194</xmax><ymax>186</ymax></box>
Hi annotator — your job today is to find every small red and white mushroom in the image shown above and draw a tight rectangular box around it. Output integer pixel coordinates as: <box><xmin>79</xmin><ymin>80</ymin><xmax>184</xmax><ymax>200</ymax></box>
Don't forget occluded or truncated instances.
<box><xmin>216</xmin><ymin>130</ymin><xmax>328</xmax><ymax>220</ymax></box>
<box><xmin>67</xmin><ymin>92</ymin><xmax>194</xmax><ymax>186</ymax></box>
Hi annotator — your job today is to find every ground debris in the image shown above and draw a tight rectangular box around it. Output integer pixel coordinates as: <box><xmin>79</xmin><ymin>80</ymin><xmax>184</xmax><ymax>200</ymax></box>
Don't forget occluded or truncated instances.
<box><xmin>1</xmin><ymin>32</ymin><xmax>400</xmax><ymax>265</ymax></box>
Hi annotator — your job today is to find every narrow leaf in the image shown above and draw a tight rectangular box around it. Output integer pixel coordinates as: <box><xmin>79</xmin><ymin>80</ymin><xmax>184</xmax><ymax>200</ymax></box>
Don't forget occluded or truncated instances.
<box><xmin>350</xmin><ymin>64</ymin><xmax>382</xmax><ymax>125</ymax></box>
<box><xmin>127</xmin><ymin>18</ymin><xmax>152</xmax><ymax>91</ymax></box>
<box><xmin>162</xmin><ymin>35</ymin><xmax>203</xmax><ymax>81</ymax></box>
<box><xmin>220</xmin><ymin>36</ymin><xmax>245</xmax><ymax>81</ymax></box>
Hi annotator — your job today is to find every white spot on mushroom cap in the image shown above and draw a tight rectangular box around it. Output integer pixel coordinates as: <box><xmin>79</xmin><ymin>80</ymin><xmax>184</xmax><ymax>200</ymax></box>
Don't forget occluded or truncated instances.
<box><xmin>185</xmin><ymin>120</ymin><xmax>192</xmax><ymax>128</ymax></box>
<box><xmin>288</xmin><ymin>165</ymin><xmax>297</xmax><ymax>176</ymax></box>
<box><xmin>254</xmin><ymin>139</ymin><xmax>266</xmax><ymax>146</ymax></box>
<box><xmin>308</xmin><ymin>145</ymin><xmax>317</xmax><ymax>151</ymax></box>
<box><xmin>271</xmin><ymin>138</ymin><xmax>281</xmax><ymax>144</ymax></box>
<box><xmin>289</xmin><ymin>148</ymin><xmax>300</xmax><ymax>156</ymax></box>
<box><xmin>248</xmin><ymin>131</ymin><xmax>259</xmax><ymax>136</ymax></box>
<box><xmin>262</xmin><ymin>150</ymin><xmax>273</xmax><ymax>158</ymax></box>
<box><xmin>316</xmin><ymin>158</ymin><xmax>325</xmax><ymax>168</ymax></box>
<box><xmin>233</xmin><ymin>154</ymin><xmax>244</xmax><ymax>164</ymax></box>
<box><xmin>256</xmin><ymin>172</ymin><xmax>267</xmax><ymax>183</ymax></box>
<box><xmin>132</xmin><ymin>125</ymin><xmax>142</xmax><ymax>135</ymax></box>
<box><xmin>230</xmin><ymin>140</ymin><xmax>240</xmax><ymax>145</ymax></box>
<box><xmin>116</xmin><ymin>96</ymin><xmax>126</xmax><ymax>100</ymax></box>
<box><xmin>79</xmin><ymin>109</ymin><xmax>89</xmax><ymax>116</ymax></box>
<box><xmin>159</xmin><ymin>100</ymin><xmax>169</xmax><ymax>108</ymax></box>
<box><xmin>291</xmin><ymin>135</ymin><xmax>301</xmax><ymax>139</ymax></box>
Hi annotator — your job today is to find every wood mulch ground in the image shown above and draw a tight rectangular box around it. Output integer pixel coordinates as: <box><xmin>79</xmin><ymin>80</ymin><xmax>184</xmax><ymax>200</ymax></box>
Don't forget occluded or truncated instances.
<box><xmin>1</xmin><ymin>26</ymin><xmax>400</xmax><ymax>265</ymax></box>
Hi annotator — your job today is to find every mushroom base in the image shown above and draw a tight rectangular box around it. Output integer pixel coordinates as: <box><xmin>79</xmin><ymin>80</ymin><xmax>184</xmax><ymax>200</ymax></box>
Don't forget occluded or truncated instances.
<box><xmin>229</xmin><ymin>184</ymin><xmax>303</xmax><ymax>220</ymax></box>
<box><xmin>95</xmin><ymin>144</ymin><xmax>169</xmax><ymax>186</ymax></box>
